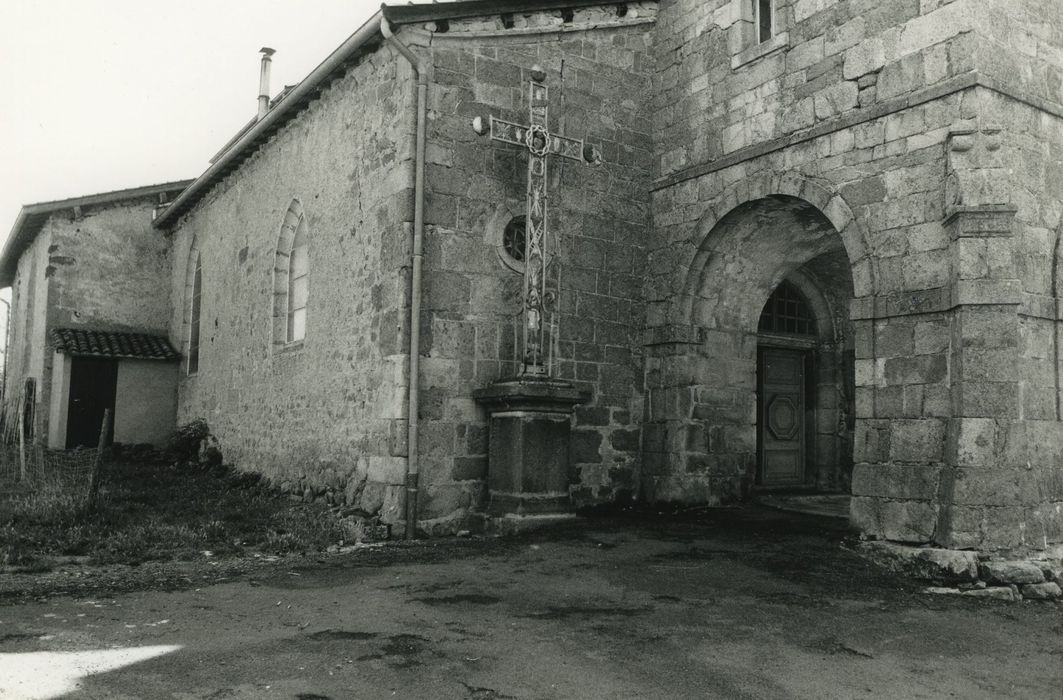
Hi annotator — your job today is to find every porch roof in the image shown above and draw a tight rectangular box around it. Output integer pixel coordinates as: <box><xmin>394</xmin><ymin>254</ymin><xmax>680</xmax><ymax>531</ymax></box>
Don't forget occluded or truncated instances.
<box><xmin>51</xmin><ymin>328</ymin><xmax>180</xmax><ymax>361</ymax></box>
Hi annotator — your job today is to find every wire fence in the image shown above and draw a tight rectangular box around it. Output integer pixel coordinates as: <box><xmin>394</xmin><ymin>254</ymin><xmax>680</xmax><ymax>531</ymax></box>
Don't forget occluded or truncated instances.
<box><xmin>0</xmin><ymin>399</ymin><xmax>110</xmax><ymax>511</ymax></box>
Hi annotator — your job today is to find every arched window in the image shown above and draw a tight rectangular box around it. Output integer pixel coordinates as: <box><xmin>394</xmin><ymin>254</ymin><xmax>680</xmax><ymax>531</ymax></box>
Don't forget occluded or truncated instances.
<box><xmin>759</xmin><ymin>281</ymin><xmax>816</xmax><ymax>336</ymax></box>
<box><xmin>273</xmin><ymin>200</ymin><xmax>309</xmax><ymax>347</ymax></box>
<box><xmin>287</xmin><ymin>221</ymin><xmax>308</xmax><ymax>342</ymax></box>
<box><xmin>186</xmin><ymin>249</ymin><xmax>203</xmax><ymax>375</ymax></box>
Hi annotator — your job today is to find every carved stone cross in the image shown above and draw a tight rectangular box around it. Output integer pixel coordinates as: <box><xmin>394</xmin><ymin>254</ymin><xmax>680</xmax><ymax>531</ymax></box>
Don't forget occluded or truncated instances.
<box><xmin>473</xmin><ymin>65</ymin><xmax>602</xmax><ymax>377</ymax></box>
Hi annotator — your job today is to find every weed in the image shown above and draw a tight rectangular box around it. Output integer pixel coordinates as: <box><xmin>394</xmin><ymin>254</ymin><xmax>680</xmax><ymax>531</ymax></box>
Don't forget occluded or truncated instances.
<box><xmin>7</xmin><ymin>488</ymin><xmax>86</xmax><ymax>525</ymax></box>
<box><xmin>1</xmin><ymin>458</ymin><xmax>353</xmax><ymax>568</ymax></box>
<box><xmin>167</xmin><ymin>419</ymin><xmax>211</xmax><ymax>463</ymax></box>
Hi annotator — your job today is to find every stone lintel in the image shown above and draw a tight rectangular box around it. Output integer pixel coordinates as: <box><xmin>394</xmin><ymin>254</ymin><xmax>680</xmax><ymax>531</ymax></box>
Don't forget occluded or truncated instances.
<box><xmin>643</xmin><ymin>324</ymin><xmax>703</xmax><ymax>347</ymax></box>
<box><xmin>944</xmin><ymin>205</ymin><xmax>1018</xmax><ymax>238</ymax></box>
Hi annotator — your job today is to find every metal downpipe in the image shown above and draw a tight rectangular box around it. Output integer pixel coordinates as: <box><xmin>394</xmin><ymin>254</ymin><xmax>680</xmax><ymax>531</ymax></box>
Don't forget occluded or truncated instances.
<box><xmin>381</xmin><ymin>18</ymin><xmax>427</xmax><ymax>540</ymax></box>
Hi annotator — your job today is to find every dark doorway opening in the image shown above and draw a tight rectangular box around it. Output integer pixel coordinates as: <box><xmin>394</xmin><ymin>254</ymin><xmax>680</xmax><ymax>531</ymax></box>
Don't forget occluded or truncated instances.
<box><xmin>757</xmin><ymin>347</ymin><xmax>810</xmax><ymax>486</ymax></box>
<box><xmin>755</xmin><ymin>279</ymin><xmax>823</xmax><ymax>490</ymax></box>
<box><xmin>67</xmin><ymin>357</ymin><xmax>117</xmax><ymax>448</ymax></box>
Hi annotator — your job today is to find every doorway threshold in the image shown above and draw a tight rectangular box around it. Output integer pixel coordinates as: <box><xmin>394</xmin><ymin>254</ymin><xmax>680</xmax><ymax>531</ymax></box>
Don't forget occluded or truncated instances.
<box><xmin>755</xmin><ymin>492</ymin><xmax>850</xmax><ymax>521</ymax></box>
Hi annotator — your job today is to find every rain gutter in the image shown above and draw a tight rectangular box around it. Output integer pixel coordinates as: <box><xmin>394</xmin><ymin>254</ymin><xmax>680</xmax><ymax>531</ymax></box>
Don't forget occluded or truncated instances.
<box><xmin>380</xmin><ymin>17</ymin><xmax>428</xmax><ymax>540</ymax></box>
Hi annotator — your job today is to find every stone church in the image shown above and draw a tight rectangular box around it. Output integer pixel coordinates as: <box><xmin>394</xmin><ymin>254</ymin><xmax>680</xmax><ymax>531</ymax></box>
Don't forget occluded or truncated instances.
<box><xmin>3</xmin><ymin>0</ymin><xmax>1061</xmax><ymax>558</ymax></box>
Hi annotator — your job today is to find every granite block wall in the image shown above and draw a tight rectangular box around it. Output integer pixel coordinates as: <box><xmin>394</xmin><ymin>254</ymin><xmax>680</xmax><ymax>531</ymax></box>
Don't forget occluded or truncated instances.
<box><xmin>168</xmin><ymin>49</ymin><xmax>414</xmax><ymax>524</ymax></box>
<box><xmin>407</xmin><ymin>3</ymin><xmax>657</xmax><ymax>521</ymax></box>
<box><xmin>648</xmin><ymin>0</ymin><xmax>1063</xmax><ymax>552</ymax></box>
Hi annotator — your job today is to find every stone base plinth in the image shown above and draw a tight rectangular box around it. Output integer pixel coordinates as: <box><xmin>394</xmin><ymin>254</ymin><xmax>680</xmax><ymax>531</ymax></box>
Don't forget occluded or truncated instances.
<box><xmin>485</xmin><ymin>512</ymin><xmax>578</xmax><ymax>535</ymax></box>
<box><xmin>473</xmin><ymin>376</ymin><xmax>588</xmax><ymax>517</ymax></box>
<box><xmin>857</xmin><ymin>540</ymin><xmax>1063</xmax><ymax>602</ymax></box>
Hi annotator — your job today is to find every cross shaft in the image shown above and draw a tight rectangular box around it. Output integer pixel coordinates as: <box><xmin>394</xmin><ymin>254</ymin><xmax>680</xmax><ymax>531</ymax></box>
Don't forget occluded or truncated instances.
<box><xmin>473</xmin><ymin>68</ymin><xmax>601</xmax><ymax>377</ymax></box>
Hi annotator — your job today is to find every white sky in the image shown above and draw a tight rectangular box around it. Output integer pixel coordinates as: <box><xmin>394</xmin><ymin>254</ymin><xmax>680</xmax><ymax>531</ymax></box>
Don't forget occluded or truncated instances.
<box><xmin>0</xmin><ymin>0</ymin><xmax>392</xmax><ymax>250</ymax></box>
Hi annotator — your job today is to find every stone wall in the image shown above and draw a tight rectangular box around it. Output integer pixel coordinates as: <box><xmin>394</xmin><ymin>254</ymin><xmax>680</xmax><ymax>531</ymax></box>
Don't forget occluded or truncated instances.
<box><xmin>648</xmin><ymin>0</ymin><xmax>1063</xmax><ymax>552</ymax></box>
<box><xmin>5</xmin><ymin>232</ymin><xmax>52</xmax><ymax>436</ymax></box>
<box><xmin>404</xmin><ymin>3</ymin><xmax>657</xmax><ymax>522</ymax></box>
<box><xmin>5</xmin><ymin>196</ymin><xmax>177</xmax><ymax>443</ymax></box>
<box><xmin>931</xmin><ymin>86</ymin><xmax>1063</xmax><ymax>552</ymax></box>
<box><xmin>114</xmin><ymin>359</ymin><xmax>178</xmax><ymax>446</ymax></box>
<box><xmin>975</xmin><ymin>0</ymin><xmax>1063</xmax><ymax>113</ymax></box>
<box><xmin>168</xmin><ymin>49</ymin><xmax>414</xmax><ymax>524</ymax></box>
<box><xmin>46</xmin><ymin>201</ymin><xmax>173</xmax><ymax>333</ymax></box>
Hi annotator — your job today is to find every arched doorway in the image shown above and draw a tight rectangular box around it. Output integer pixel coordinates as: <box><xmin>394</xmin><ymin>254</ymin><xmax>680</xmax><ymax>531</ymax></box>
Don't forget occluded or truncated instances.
<box><xmin>755</xmin><ymin>254</ymin><xmax>854</xmax><ymax>493</ymax></box>
<box><xmin>641</xmin><ymin>191</ymin><xmax>863</xmax><ymax>506</ymax></box>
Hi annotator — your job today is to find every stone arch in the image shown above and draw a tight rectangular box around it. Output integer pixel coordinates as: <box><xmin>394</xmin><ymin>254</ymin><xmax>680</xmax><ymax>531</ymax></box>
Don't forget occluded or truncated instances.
<box><xmin>673</xmin><ymin>174</ymin><xmax>874</xmax><ymax>326</ymax></box>
<box><xmin>641</xmin><ymin>176</ymin><xmax>863</xmax><ymax>503</ymax></box>
<box><xmin>272</xmin><ymin>199</ymin><xmax>309</xmax><ymax>346</ymax></box>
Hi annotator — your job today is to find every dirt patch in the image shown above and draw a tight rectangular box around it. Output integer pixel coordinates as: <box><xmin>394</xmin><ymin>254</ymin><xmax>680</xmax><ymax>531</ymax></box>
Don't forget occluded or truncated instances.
<box><xmin>357</xmin><ymin>634</ymin><xmax>432</xmax><ymax>668</ymax></box>
<box><xmin>463</xmin><ymin>683</ymin><xmax>516</xmax><ymax>699</ymax></box>
<box><xmin>414</xmin><ymin>594</ymin><xmax>501</xmax><ymax>606</ymax></box>
<box><xmin>522</xmin><ymin>605</ymin><xmax>651</xmax><ymax>620</ymax></box>
<box><xmin>753</xmin><ymin>591</ymin><xmax>838</xmax><ymax>608</ymax></box>
<box><xmin>305</xmin><ymin>629</ymin><xmax>378</xmax><ymax>641</ymax></box>
<box><xmin>808</xmin><ymin>636</ymin><xmax>876</xmax><ymax>658</ymax></box>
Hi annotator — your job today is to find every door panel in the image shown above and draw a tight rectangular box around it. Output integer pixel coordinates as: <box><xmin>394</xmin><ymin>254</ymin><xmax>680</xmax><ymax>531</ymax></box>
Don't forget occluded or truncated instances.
<box><xmin>758</xmin><ymin>348</ymin><xmax>805</xmax><ymax>486</ymax></box>
<box><xmin>67</xmin><ymin>358</ymin><xmax>118</xmax><ymax>449</ymax></box>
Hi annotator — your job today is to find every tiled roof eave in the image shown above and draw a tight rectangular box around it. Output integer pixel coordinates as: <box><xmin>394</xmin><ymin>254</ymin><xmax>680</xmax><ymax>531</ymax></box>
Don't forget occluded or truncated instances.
<box><xmin>50</xmin><ymin>328</ymin><xmax>181</xmax><ymax>362</ymax></box>
<box><xmin>62</xmin><ymin>349</ymin><xmax>181</xmax><ymax>362</ymax></box>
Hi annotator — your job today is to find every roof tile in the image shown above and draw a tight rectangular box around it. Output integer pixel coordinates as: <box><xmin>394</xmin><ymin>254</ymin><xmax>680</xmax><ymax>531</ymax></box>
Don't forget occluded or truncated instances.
<box><xmin>51</xmin><ymin>328</ymin><xmax>180</xmax><ymax>361</ymax></box>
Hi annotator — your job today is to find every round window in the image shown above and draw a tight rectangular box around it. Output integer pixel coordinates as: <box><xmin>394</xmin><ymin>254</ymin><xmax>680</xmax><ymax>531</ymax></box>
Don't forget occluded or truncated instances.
<box><xmin>502</xmin><ymin>216</ymin><xmax>526</xmax><ymax>264</ymax></box>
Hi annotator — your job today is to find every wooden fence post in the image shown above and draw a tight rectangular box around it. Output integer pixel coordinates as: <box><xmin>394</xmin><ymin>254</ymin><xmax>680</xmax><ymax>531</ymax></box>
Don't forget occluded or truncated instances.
<box><xmin>16</xmin><ymin>387</ymin><xmax>25</xmax><ymax>482</ymax></box>
<box><xmin>86</xmin><ymin>409</ymin><xmax>112</xmax><ymax>511</ymax></box>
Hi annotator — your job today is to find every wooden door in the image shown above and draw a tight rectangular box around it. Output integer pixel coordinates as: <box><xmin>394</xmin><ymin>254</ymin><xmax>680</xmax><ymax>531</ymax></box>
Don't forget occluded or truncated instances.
<box><xmin>758</xmin><ymin>348</ymin><xmax>806</xmax><ymax>486</ymax></box>
<box><xmin>66</xmin><ymin>357</ymin><xmax>118</xmax><ymax>448</ymax></box>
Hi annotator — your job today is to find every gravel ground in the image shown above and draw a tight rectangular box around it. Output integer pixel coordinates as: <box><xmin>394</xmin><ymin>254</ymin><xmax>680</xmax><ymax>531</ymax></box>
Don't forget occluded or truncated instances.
<box><xmin>1</xmin><ymin>506</ymin><xmax>1061</xmax><ymax>699</ymax></box>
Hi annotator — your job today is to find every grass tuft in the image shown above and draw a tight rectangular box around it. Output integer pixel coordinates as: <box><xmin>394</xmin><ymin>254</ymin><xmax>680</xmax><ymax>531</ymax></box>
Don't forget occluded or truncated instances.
<box><xmin>1</xmin><ymin>458</ymin><xmax>355</xmax><ymax>568</ymax></box>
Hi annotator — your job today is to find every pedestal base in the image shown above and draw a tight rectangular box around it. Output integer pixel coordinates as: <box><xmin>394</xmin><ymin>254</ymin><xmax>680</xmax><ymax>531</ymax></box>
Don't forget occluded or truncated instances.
<box><xmin>473</xmin><ymin>376</ymin><xmax>588</xmax><ymax>517</ymax></box>
<box><xmin>485</xmin><ymin>512</ymin><xmax>578</xmax><ymax>536</ymax></box>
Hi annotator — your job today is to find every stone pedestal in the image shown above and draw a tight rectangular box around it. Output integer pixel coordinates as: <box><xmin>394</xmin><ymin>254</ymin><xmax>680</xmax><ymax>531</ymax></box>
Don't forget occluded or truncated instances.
<box><xmin>473</xmin><ymin>377</ymin><xmax>588</xmax><ymax>518</ymax></box>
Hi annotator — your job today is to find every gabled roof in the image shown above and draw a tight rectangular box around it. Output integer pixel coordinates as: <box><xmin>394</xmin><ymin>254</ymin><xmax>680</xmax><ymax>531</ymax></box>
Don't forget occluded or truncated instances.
<box><xmin>0</xmin><ymin>180</ymin><xmax>193</xmax><ymax>287</ymax></box>
<box><xmin>152</xmin><ymin>0</ymin><xmax>641</xmax><ymax>229</ymax></box>
<box><xmin>51</xmin><ymin>328</ymin><xmax>180</xmax><ymax>361</ymax></box>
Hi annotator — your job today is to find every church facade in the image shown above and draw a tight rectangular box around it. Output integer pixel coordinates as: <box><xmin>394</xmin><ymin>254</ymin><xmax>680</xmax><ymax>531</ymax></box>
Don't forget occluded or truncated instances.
<box><xmin>4</xmin><ymin>0</ymin><xmax>1062</xmax><ymax>555</ymax></box>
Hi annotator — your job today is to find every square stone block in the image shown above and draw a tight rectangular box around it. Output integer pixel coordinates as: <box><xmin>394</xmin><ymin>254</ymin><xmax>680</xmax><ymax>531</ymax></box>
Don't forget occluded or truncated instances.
<box><xmin>889</xmin><ymin>419</ymin><xmax>945</xmax><ymax>463</ymax></box>
<box><xmin>474</xmin><ymin>377</ymin><xmax>588</xmax><ymax>517</ymax></box>
<box><xmin>851</xmin><ymin>496</ymin><xmax>937</xmax><ymax>544</ymax></box>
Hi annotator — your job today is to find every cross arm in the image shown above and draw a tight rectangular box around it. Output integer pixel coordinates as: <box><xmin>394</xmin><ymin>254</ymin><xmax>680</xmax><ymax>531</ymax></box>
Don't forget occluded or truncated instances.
<box><xmin>483</xmin><ymin>116</ymin><xmax>528</xmax><ymax>148</ymax></box>
<box><xmin>550</xmin><ymin>132</ymin><xmax>600</xmax><ymax>164</ymax></box>
<box><xmin>472</xmin><ymin>115</ymin><xmax>603</xmax><ymax>165</ymax></box>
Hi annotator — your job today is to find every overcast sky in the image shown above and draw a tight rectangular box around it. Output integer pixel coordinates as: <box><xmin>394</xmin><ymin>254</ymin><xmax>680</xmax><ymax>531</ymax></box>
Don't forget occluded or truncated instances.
<box><xmin>0</xmin><ymin>0</ymin><xmax>393</xmax><ymax>252</ymax></box>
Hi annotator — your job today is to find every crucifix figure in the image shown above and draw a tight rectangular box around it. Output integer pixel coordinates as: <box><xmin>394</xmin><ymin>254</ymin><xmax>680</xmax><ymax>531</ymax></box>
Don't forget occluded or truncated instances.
<box><xmin>473</xmin><ymin>65</ymin><xmax>602</xmax><ymax>377</ymax></box>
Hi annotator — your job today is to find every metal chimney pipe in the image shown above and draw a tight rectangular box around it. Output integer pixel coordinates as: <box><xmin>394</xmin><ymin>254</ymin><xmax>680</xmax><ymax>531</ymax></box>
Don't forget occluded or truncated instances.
<box><xmin>257</xmin><ymin>47</ymin><xmax>276</xmax><ymax>120</ymax></box>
